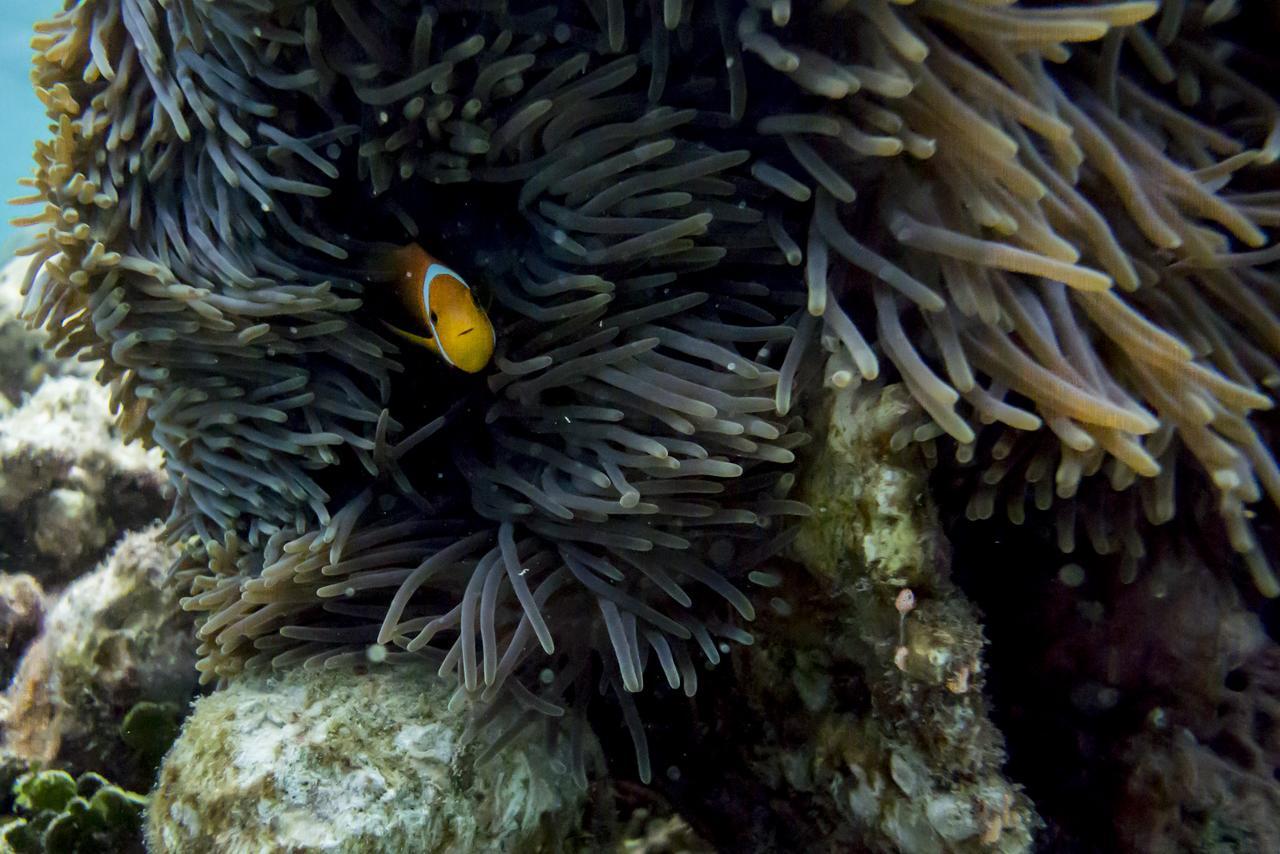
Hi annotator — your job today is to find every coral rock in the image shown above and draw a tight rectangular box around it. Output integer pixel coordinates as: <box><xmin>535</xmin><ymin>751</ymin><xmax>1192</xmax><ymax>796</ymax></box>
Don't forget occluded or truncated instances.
<box><xmin>148</xmin><ymin>663</ymin><xmax>587</xmax><ymax>853</ymax></box>
<box><xmin>30</xmin><ymin>488</ymin><xmax>104</xmax><ymax>568</ymax></box>
<box><xmin>739</xmin><ymin>384</ymin><xmax>1036</xmax><ymax>852</ymax></box>
<box><xmin>0</xmin><ymin>373</ymin><xmax>167</xmax><ymax>585</ymax></box>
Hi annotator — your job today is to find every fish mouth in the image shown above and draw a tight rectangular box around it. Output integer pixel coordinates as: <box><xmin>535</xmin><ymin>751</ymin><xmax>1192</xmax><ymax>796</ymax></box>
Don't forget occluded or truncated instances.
<box><xmin>457</xmin><ymin>327</ymin><xmax>474</xmax><ymax>337</ymax></box>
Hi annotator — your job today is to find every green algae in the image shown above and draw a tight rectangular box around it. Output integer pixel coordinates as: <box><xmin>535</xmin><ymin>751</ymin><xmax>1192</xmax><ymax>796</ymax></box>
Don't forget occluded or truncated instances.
<box><xmin>1</xmin><ymin>769</ymin><xmax>146</xmax><ymax>853</ymax></box>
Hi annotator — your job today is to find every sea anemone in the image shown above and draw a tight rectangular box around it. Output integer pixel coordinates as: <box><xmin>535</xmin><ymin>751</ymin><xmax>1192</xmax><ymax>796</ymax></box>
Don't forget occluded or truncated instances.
<box><xmin>17</xmin><ymin>0</ymin><xmax>1280</xmax><ymax>781</ymax></box>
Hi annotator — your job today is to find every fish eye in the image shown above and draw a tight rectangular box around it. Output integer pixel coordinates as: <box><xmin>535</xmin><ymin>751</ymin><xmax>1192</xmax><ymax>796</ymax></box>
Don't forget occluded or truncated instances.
<box><xmin>429</xmin><ymin>311</ymin><xmax>439</xmax><ymax>324</ymax></box>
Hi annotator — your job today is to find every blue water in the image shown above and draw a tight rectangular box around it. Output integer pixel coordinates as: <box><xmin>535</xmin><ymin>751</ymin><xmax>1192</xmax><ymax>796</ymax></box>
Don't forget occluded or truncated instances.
<box><xmin>1</xmin><ymin>1</ymin><xmax>63</xmax><ymax>253</ymax></box>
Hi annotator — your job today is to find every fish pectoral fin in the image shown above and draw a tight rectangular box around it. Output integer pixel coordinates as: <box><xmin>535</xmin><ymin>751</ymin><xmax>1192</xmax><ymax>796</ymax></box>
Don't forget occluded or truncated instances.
<box><xmin>380</xmin><ymin>320</ymin><xmax>440</xmax><ymax>354</ymax></box>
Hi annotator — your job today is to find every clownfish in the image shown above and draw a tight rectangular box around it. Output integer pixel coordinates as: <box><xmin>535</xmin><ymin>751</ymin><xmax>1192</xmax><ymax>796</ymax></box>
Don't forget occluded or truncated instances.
<box><xmin>381</xmin><ymin>244</ymin><xmax>495</xmax><ymax>374</ymax></box>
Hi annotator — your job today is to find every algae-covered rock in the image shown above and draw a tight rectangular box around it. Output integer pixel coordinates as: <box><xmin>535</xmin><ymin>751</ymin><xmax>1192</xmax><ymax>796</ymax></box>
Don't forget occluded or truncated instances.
<box><xmin>0</xmin><ymin>526</ymin><xmax>194</xmax><ymax>791</ymax></box>
<box><xmin>0</xmin><ymin>768</ymin><xmax>147</xmax><ymax>854</ymax></box>
<box><xmin>604</xmin><ymin>383</ymin><xmax>1035</xmax><ymax>853</ymax></box>
<box><xmin>792</xmin><ymin>384</ymin><xmax>942</xmax><ymax>590</ymax></box>
<box><xmin>730</xmin><ymin>384</ymin><xmax>1036</xmax><ymax>852</ymax></box>
<box><xmin>148</xmin><ymin>663</ymin><xmax>590</xmax><ymax>853</ymax></box>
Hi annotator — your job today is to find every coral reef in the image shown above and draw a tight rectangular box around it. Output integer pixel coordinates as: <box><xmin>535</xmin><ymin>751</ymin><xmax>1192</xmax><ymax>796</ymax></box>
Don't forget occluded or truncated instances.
<box><xmin>19</xmin><ymin>2</ymin><xmax>1280</xmax><ymax>770</ymax></box>
<box><xmin>0</xmin><ymin>250</ymin><xmax>182</xmax><ymax>852</ymax></box>
<box><xmin>0</xmin><ymin>768</ymin><xmax>146</xmax><ymax>854</ymax></box>
<box><xmin>148</xmin><ymin>662</ymin><xmax>590</xmax><ymax>853</ymax></box>
<box><xmin>0</xmin><ymin>525</ymin><xmax>195</xmax><ymax>793</ymax></box>
<box><xmin>0</xmin><ymin>253</ymin><xmax>190</xmax><ymax>852</ymax></box>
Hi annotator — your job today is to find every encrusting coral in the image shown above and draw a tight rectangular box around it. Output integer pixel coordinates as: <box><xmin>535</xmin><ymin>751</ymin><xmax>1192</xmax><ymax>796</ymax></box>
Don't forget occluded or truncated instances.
<box><xmin>16</xmin><ymin>0</ymin><xmax>1280</xmax><ymax>783</ymax></box>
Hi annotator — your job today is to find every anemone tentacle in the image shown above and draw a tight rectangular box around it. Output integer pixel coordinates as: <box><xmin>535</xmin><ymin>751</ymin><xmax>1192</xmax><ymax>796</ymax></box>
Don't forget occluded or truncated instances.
<box><xmin>21</xmin><ymin>0</ymin><xmax>1280</xmax><ymax>781</ymax></box>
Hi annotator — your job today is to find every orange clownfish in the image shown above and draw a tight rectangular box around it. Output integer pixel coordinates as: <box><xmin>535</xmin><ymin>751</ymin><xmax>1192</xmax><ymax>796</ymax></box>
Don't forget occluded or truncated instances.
<box><xmin>381</xmin><ymin>244</ymin><xmax>495</xmax><ymax>374</ymax></box>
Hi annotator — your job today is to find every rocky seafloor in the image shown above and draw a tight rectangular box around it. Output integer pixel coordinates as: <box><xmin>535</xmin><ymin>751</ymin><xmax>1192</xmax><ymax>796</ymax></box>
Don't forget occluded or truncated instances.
<box><xmin>2</xmin><ymin>243</ymin><xmax>1277</xmax><ymax>853</ymax></box>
